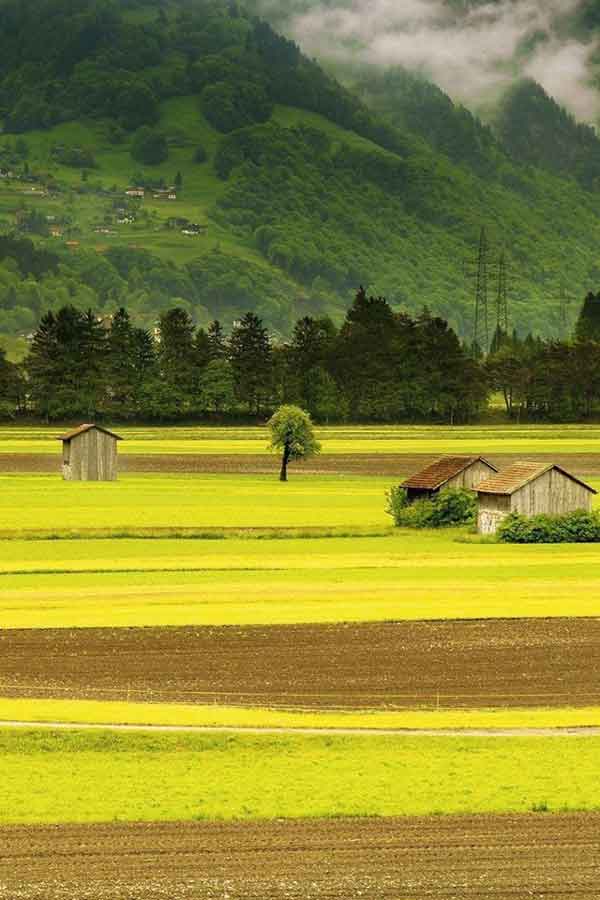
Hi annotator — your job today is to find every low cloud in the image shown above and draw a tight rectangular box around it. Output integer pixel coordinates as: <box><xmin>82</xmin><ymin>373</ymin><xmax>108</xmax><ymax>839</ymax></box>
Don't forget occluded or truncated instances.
<box><xmin>259</xmin><ymin>0</ymin><xmax>599</xmax><ymax>120</ymax></box>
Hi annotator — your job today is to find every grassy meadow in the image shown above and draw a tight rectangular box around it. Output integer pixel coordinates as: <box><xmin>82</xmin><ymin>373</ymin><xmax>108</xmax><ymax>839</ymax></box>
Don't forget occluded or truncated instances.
<box><xmin>1</xmin><ymin>425</ymin><xmax>599</xmax><ymax>830</ymax></box>
<box><xmin>2</xmin><ymin>728</ymin><xmax>599</xmax><ymax>824</ymax></box>
<box><xmin>3</xmin><ymin>697</ymin><xmax>600</xmax><ymax>731</ymax></box>
<box><xmin>3</xmin><ymin>423</ymin><xmax>600</xmax><ymax>456</ymax></box>
<box><xmin>0</xmin><ymin>470</ymin><xmax>599</xmax><ymax>628</ymax></box>
<box><xmin>0</xmin><ymin>473</ymin><xmax>389</xmax><ymax>531</ymax></box>
<box><xmin>2</xmin><ymin>530</ymin><xmax>600</xmax><ymax>628</ymax></box>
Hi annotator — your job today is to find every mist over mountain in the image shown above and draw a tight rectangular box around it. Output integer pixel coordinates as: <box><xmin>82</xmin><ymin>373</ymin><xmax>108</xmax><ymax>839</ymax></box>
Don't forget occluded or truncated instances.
<box><xmin>252</xmin><ymin>0</ymin><xmax>600</xmax><ymax>122</ymax></box>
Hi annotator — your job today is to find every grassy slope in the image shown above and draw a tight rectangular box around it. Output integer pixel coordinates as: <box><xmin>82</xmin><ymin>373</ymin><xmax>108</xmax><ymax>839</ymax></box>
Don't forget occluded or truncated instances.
<box><xmin>1</xmin><ymin>96</ymin><xmax>388</xmax><ymax>269</ymax></box>
<box><xmin>2</xmin><ymin>728</ymin><xmax>599</xmax><ymax>824</ymax></box>
<box><xmin>3</xmin><ymin>697</ymin><xmax>600</xmax><ymax>730</ymax></box>
<box><xmin>3</xmin><ymin>89</ymin><xmax>599</xmax><ymax>342</ymax></box>
<box><xmin>2</xmin><ymin>525</ymin><xmax>600</xmax><ymax>628</ymax></box>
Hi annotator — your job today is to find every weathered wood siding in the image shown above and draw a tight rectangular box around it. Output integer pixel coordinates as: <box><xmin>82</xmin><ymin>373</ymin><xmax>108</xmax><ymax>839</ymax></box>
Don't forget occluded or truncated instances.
<box><xmin>447</xmin><ymin>461</ymin><xmax>496</xmax><ymax>492</ymax></box>
<box><xmin>478</xmin><ymin>468</ymin><xmax>593</xmax><ymax>534</ymax></box>
<box><xmin>510</xmin><ymin>469</ymin><xmax>592</xmax><ymax>517</ymax></box>
<box><xmin>62</xmin><ymin>429</ymin><xmax>118</xmax><ymax>481</ymax></box>
<box><xmin>478</xmin><ymin>494</ymin><xmax>511</xmax><ymax>535</ymax></box>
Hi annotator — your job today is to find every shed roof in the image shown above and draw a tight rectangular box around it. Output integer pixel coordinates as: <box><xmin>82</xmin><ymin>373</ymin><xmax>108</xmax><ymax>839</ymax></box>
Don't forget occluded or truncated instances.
<box><xmin>401</xmin><ymin>456</ymin><xmax>498</xmax><ymax>491</ymax></box>
<box><xmin>57</xmin><ymin>423</ymin><xmax>123</xmax><ymax>442</ymax></box>
<box><xmin>477</xmin><ymin>461</ymin><xmax>596</xmax><ymax>496</ymax></box>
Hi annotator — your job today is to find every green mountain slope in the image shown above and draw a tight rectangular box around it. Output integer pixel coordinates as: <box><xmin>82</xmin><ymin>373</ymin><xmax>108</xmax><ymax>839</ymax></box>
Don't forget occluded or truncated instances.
<box><xmin>0</xmin><ymin>0</ymin><xmax>599</xmax><ymax>348</ymax></box>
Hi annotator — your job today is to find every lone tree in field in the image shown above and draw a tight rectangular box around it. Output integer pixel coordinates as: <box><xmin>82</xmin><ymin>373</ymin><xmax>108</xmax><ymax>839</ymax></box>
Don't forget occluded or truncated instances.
<box><xmin>268</xmin><ymin>405</ymin><xmax>321</xmax><ymax>482</ymax></box>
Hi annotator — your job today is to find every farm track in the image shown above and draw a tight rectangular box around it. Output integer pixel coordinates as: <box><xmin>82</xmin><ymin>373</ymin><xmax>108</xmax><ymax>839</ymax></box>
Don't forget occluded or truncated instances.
<box><xmin>2</xmin><ymin>618</ymin><xmax>600</xmax><ymax>709</ymax></box>
<box><xmin>3</xmin><ymin>451</ymin><xmax>600</xmax><ymax>475</ymax></box>
<box><xmin>2</xmin><ymin>813</ymin><xmax>600</xmax><ymax>899</ymax></box>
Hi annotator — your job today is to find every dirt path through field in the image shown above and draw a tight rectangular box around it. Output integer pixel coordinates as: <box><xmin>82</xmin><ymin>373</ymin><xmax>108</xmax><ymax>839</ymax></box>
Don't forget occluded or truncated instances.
<box><xmin>2</xmin><ymin>619</ymin><xmax>599</xmax><ymax>709</ymax></box>
<box><xmin>2</xmin><ymin>718</ymin><xmax>600</xmax><ymax>736</ymax></box>
<box><xmin>3</xmin><ymin>451</ymin><xmax>600</xmax><ymax>474</ymax></box>
<box><xmin>2</xmin><ymin>813</ymin><xmax>599</xmax><ymax>899</ymax></box>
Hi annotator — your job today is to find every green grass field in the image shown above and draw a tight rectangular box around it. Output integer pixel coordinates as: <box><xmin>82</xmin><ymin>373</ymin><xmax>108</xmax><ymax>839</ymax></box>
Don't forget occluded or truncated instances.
<box><xmin>2</xmin><ymin>697</ymin><xmax>600</xmax><ymax>731</ymax></box>
<box><xmin>4</xmin><ymin>424</ymin><xmax>600</xmax><ymax>455</ymax></box>
<box><xmin>0</xmin><ymin>474</ymin><xmax>391</xmax><ymax>531</ymax></box>
<box><xmin>2</xmin><ymin>728</ymin><xmax>598</xmax><ymax>824</ymax></box>
<box><xmin>0</xmin><ymin>472</ymin><xmax>598</xmax><ymax>628</ymax></box>
<box><xmin>2</xmin><ymin>529</ymin><xmax>600</xmax><ymax>628</ymax></box>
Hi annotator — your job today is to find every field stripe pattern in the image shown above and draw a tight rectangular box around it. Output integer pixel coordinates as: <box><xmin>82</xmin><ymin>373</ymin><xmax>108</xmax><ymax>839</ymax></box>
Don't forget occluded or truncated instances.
<box><xmin>2</xmin><ymin>619</ymin><xmax>600</xmax><ymax>709</ymax></box>
<box><xmin>2</xmin><ymin>814</ymin><xmax>600</xmax><ymax>899</ymax></box>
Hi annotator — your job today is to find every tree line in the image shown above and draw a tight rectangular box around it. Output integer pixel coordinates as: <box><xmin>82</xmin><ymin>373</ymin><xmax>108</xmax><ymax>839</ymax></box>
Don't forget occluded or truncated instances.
<box><xmin>4</xmin><ymin>286</ymin><xmax>600</xmax><ymax>424</ymax></box>
<box><xmin>1</xmin><ymin>288</ymin><xmax>486</xmax><ymax>423</ymax></box>
<box><xmin>486</xmin><ymin>291</ymin><xmax>600</xmax><ymax>420</ymax></box>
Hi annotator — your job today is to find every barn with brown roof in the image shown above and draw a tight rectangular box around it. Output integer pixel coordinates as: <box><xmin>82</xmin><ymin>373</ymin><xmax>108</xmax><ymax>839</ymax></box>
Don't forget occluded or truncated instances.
<box><xmin>58</xmin><ymin>424</ymin><xmax>122</xmax><ymax>481</ymax></box>
<box><xmin>477</xmin><ymin>461</ymin><xmax>596</xmax><ymax>535</ymax></box>
<box><xmin>401</xmin><ymin>456</ymin><xmax>498</xmax><ymax>503</ymax></box>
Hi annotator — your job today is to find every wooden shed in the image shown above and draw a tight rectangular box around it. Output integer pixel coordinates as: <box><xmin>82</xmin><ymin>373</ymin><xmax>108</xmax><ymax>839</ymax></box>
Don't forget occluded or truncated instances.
<box><xmin>401</xmin><ymin>456</ymin><xmax>498</xmax><ymax>504</ymax></box>
<box><xmin>477</xmin><ymin>462</ymin><xmax>596</xmax><ymax>535</ymax></box>
<box><xmin>58</xmin><ymin>424</ymin><xmax>122</xmax><ymax>481</ymax></box>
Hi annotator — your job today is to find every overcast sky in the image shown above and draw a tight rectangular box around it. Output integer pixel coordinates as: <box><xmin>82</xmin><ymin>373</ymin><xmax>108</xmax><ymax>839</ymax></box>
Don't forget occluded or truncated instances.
<box><xmin>256</xmin><ymin>0</ymin><xmax>599</xmax><ymax>120</ymax></box>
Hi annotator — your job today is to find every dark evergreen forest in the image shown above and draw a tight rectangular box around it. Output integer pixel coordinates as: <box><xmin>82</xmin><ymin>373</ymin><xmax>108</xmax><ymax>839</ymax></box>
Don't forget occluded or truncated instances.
<box><xmin>2</xmin><ymin>287</ymin><xmax>600</xmax><ymax>424</ymax></box>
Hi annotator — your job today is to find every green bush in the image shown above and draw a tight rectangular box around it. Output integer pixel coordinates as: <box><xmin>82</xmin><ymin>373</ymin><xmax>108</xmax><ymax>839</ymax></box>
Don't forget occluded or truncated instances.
<box><xmin>385</xmin><ymin>486</ymin><xmax>409</xmax><ymax>523</ymax></box>
<box><xmin>131</xmin><ymin>127</ymin><xmax>169</xmax><ymax>166</ymax></box>
<box><xmin>498</xmin><ymin>509</ymin><xmax>600</xmax><ymax>543</ymax></box>
<box><xmin>386</xmin><ymin>487</ymin><xmax>477</xmax><ymax>529</ymax></box>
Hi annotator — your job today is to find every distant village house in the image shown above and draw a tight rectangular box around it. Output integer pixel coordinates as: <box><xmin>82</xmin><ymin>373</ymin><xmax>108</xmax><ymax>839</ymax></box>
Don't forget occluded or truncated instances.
<box><xmin>152</xmin><ymin>188</ymin><xmax>177</xmax><ymax>200</ymax></box>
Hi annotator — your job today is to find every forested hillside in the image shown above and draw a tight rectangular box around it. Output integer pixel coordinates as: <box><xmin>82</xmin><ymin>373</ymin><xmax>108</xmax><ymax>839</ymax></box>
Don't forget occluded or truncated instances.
<box><xmin>1</xmin><ymin>0</ymin><xmax>600</xmax><ymax>353</ymax></box>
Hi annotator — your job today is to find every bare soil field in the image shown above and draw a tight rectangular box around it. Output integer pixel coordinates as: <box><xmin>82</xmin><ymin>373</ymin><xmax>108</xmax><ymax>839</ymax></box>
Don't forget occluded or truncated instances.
<box><xmin>1</xmin><ymin>813</ymin><xmax>599</xmax><ymax>899</ymax></box>
<box><xmin>3</xmin><ymin>451</ymin><xmax>600</xmax><ymax>474</ymax></box>
<box><xmin>2</xmin><ymin>618</ymin><xmax>600</xmax><ymax>708</ymax></box>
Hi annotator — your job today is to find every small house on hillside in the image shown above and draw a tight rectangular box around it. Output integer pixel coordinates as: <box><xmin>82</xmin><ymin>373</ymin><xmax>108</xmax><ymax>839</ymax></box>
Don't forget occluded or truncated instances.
<box><xmin>58</xmin><ymin>424</ymin><xmax>122</xmax><ymax>481</ymax></box>
<box><xmin>401</xmin><ymin>456</ymin><xmax>498</xmax><ymax>503</ymax></box>
<box><xmin>477</xmin><ymin>462</ymin><xmax>596</xmax><ymax>535</ymax></box>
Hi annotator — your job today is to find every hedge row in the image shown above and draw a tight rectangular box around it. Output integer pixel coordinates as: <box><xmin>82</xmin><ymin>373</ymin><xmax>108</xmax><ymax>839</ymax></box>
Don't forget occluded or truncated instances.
<box><xmin>498</xmin><ymin>510</ymin><xmax>600</xmax><ymax>543</ymax></box>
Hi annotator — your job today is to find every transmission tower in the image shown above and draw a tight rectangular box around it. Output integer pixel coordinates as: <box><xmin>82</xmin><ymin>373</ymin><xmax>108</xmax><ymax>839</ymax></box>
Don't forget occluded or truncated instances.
<box><xmin>496</xmin><ymin>250</ymin><xmax>509</xmax><ymax>334</ymax></box>
<box><xmin>473</xmin><ymin>226</ymin><xmax>490</xmax><ymax>352</ymax></box>
<box><xmin>559</xmin><ymin>283</ymin><xmax>571</xmax><ymax>335</ymax></box>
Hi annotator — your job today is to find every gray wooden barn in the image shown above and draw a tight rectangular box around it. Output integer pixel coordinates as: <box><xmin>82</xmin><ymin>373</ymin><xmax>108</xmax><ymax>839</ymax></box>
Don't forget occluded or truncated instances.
<box><xmin>477</xmin><ymin>461</ymin><xmax>596</xmax><ymax>535</ymax></box>
<box><xmin>58</xmin><ymin>424</ymin><xmax>122</xmax><ymax>481</ymax></box>
<box><xmin>401</xmin><ymin>456</ymin><xmax>498</xmax><ymax>503</ymax></box>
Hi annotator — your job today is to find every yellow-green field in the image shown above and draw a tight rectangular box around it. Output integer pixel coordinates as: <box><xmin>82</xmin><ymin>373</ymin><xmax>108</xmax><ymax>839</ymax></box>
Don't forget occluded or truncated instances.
<box><xmin>2</xmin><ymin>728</ymin><xmax>599</xmax><ymax>824</ymax></box>
<box><xmin>1</xmin><ymin>530</ymin><xmax>600</xmax><ymax>628</ymax></box>
<box><xmin>0</xmin><ymin>474</ymin><xmax>390</xmax><ymax>531</ymax></box>
<box><xmin>2</xmin><ymin>697</ymin><xmax>600</xmax><ymax>731</ymax></box>
<box><xmin>4</xmin><ymin>424</ymin><xmax>600</xmax><ymax>455</ymax></box>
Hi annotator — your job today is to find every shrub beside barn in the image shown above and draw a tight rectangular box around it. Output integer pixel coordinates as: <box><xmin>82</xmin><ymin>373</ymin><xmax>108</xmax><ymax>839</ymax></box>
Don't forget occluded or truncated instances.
<box><xmin>477</xmin><ymin>462</ymin><xmax>596</xmax><ymax>535</ymax></box>
<box><xmin>401</xmin><ymin>456</ymin><xmax>498</xmax><ymax>504</ymax></box>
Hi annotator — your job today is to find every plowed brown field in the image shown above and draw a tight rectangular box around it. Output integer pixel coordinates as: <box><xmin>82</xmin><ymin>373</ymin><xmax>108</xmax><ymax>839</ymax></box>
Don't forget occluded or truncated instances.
<box><xmin>3</xmin><ymin>451</ymin><xmax>600</xmax><ymax>474</ymax></box>
<box><xmin>1</xmin><ymin>813</ymin><xmax>599</xmax><ymax>899</ymax></box>
<box><xmin>2</xmin><ymin>618</ymin><xmax>600</xmax><ymax>708</ymax></box>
